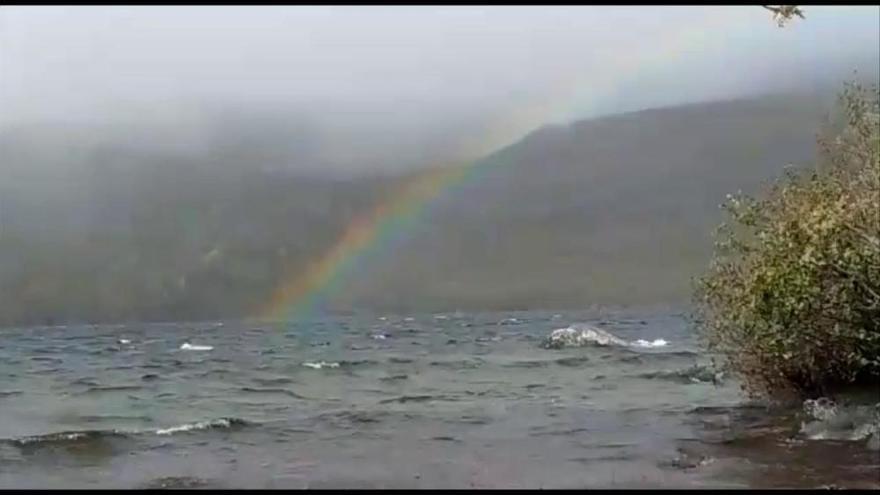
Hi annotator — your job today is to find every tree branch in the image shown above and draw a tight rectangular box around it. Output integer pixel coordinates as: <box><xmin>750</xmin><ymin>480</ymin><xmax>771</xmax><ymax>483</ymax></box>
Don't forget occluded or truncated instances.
<box><xmin>762</xmin><ymin>5</ymin><xmax>805</xmax><ymax>27</ymax></box>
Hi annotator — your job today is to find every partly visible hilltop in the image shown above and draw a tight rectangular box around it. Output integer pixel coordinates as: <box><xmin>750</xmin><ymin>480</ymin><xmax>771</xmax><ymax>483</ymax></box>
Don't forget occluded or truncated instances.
<box><xmin>0</xmin><ymin>89</ymin><xmax>845</xmax><ymax>325</ymax></box>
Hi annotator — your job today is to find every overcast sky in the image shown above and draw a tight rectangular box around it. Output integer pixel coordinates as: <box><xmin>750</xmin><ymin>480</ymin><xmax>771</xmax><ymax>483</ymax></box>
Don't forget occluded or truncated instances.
<box><xmin>1</xmin><ymin>6</ymin><xmax>878</xmax><ymax>171</ymax></box>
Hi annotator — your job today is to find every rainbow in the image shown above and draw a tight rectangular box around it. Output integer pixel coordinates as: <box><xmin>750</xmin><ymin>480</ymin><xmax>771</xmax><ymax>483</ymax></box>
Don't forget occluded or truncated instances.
<box><xmin>255</xmin><ymin>164</ymin><xmax>463</xmax><ymax>321</ymax></box>
<box><xmin>256</xmin><ymin>10</ymin><xmax>762</xmax><ymax>323</ymax></box>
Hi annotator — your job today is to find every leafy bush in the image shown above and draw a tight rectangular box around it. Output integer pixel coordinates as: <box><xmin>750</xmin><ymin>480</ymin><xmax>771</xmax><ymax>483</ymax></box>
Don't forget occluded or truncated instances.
<box><xmin>694</xmin><ymin>82</ymin><xmax>880</xmax><ymax>400</ymax></box>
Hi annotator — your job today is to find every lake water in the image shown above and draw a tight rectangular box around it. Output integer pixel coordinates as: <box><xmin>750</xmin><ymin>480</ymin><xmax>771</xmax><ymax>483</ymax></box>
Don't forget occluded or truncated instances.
<box><xmin>1</xmin><ymin>310</ymin><xmax>877</xmax><ymax>488</ymax></box>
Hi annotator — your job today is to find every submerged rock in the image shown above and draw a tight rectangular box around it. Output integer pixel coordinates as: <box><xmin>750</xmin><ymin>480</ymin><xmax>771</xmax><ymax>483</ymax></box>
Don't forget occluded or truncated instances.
<box><xmin>541</xmin><ymin>324</ymin><xmax>629</xmax><ymax>349</ymax></box>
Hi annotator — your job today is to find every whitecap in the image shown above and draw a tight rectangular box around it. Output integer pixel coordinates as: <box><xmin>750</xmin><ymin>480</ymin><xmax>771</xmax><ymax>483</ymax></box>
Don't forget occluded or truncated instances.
<box><xmin>118</xmin><ymin>339</ymin><xmax>131</xmax><ymax>345</ymax></box>
<box><xmin>542</xmin><ymin>324</ymin><xmax>629</xmax><ymax>348</ymax></box>
<box><xmin>180</xmin><ymin>343</ymin><xmax>213</xmax><ymax>351</ymax></box>
<box><xmin>302</xmin><ymin>361</ymin><xmax>340</xmax><ymax>369</ymax></box>
<box><xmin>543</xmin><ymin>324</ymin><xmax>669</xmax><ymax>349</ymax></box>
<box><xmin>630</xmin><ymin>338</ymin><xmax>668</xmax><ymax>348</ymax></box>
<box><xmin>154</xmin><ymin>418</ymin><xmax>245</xmax><ymax>436</ymax></box>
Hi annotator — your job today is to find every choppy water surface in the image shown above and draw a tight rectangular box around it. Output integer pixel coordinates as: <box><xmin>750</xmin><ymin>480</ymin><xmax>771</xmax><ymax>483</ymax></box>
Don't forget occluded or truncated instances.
<box><xmin>1</xmin><ymin>310</ymin><xmax>877</xmax><ymax>489</ymax></box>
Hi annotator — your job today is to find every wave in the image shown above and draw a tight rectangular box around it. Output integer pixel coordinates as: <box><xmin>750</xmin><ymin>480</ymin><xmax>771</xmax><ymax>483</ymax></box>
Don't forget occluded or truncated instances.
<box><xmin>542</xmin><ymin>324</ymin><xmax>629</xmax><ymax>348</ymax></box>
<box><xmin>252</xmin><ymin>376</ymin><xmax>294</xmax><ymax>386</ymax></box>
<box><xmin>379</xmin><ymin>394</ymin><xmax>459</xmax><ymax>404</ymax></box>
<box><xmin>154</xmin><ymin>417</ymin><xmax>250</xmax><ymax>436</ymax></box>
<box><xmin>502</xmin><ymin>360</ymin><xmax>550</xmax><ymax>369</ymax></box>
<box><xmin>180</xmin><ymin>343</ymin><xmax>213</xmax><ymax>351</ymax></box>
<box><xmin>542</xmin><ymin>324</ymin><xmax>669</xmax><ymax>349</ymax></box>
<box><xmin>554</xmin><ymin>356</ymin><xmax>592</xmax><ymax>367</ymax></box>
<box><xmin>6</xmin><ymin>429</ymin><xmax>129</xmax><ymax>449</ymax></box>
<box><xmin>638</xmin><ymin>365</ymin><xmax>724</xmax><ymax>384</ymax></box>
<box><xmin>388</xmin><ymin>357</ymin><xmax>414</xmax><ymax>364</ymax></box>
<box><xmin>631</xmin><ymin>339</ymin><xmax>668</xmax><ymax>348</ymax></box>
<box><xmin>4</xmin><ymin>417</ymin><xmax>253</xmax><ymax>448</ymax></box>
<box><xmin>302</xmin><ymin>361</ymin><xmax>340</xmax><ymax>369</ymax></box>
<box><xmin>338</xmin><ymin>359</ymin><xmax>379</xmax><ymax>367</ymax></box>
<box><xmin>800</xmin><ymin>398</ymin><xmax>879</xmax><ymax>448</ymax></box>
<box><xmin>30</xmin><ymin>356</ymin><xmax>61</xmax><ymax>362</ymax></box>
<box><xmin>429</xmin><ymin>359</ymin><xmax>484</xmax><ymax>369</ymax></box>
<box><xmin>239</xmin><ymin>387</ymin><xmax>309</xmax><ymax>399</ymax></box>
<box><xmin>80</xmin><ymin>384</ymin><xmax>143</xmax><ymax>393</ymax></box>
<box><xmin>141</xmin><ymin>476</ymin><xmax>212</xmax><ymax>489</ymax></box>
<box><xmin>497</xmin><ymin>318</ymin><xmax>522</xmax><ymax>326</ymax></box>
<box><xmin>317</xmin><ymin>410</ymin><xmax>383</xmax><ymax>427</ymax></box>
<box><xmin>79</xmin><ymin>414</ymin><xmax>154</xmax><ymax>424</ymax></box>
<box><xmin>380</xmin><ymin>374</ymin><xmax>409</xmax><ymax>382</ymax></box>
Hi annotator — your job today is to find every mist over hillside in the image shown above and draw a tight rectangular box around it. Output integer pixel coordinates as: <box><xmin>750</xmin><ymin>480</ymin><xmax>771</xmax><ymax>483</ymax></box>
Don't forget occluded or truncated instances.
<box><xmin>331</xmin><ymin>90</ymin><xmax>839</xmax><ymax>312</ymax></box>
<box><xmin>0</xmin><ymin>87</ymin><xmax>853</xmax><ymax>326</ymax></box>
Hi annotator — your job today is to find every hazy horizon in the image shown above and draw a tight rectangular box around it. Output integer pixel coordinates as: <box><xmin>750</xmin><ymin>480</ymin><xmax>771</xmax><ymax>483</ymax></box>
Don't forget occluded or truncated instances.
<box><xmin>2</xmin><ymin>6</ymin><xmax>878</xmax><ymax>174</ymax></box>
<box><xmin>0</xmin><ymin>6</ymin><xmax>878</xmax><ymax>326</ymax></box>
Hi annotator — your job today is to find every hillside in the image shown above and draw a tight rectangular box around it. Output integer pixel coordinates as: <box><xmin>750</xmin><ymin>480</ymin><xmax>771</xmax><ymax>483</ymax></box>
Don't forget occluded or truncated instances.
<box><xmin>0</xmin><ymin>90</ymin><xmax>840</xmax><ymax>325</ymax></box>
<box><xmin>333</xmin><ymin>91</ymin><xmax>835</xmax><ymax>311</ymax></box>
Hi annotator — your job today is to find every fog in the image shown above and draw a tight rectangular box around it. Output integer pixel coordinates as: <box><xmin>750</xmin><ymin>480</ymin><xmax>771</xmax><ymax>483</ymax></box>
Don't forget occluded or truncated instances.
<box><xmin>2</xmin><ymin>6</ymin><xmax>878</xmax><ymax>174</ymax></box>
<box><xmin>0</xmin><ymin>6</ymin><xmax>878</xmax><ymax>325</ymax></box>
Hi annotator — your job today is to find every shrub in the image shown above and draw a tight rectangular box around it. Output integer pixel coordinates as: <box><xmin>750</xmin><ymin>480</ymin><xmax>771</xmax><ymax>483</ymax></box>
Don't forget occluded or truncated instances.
<box><xmin>694</xmin><ymin>82</ymin><xmax>880</xmax><ymax>400</ymax></box>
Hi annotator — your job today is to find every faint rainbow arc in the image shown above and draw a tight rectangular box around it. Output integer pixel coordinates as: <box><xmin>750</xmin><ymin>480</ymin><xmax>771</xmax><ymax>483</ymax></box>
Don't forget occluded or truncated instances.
<box><xmin>256</xmin><ymin>13</ymin><xmax>754</xmax><ymax>323</ymax></box>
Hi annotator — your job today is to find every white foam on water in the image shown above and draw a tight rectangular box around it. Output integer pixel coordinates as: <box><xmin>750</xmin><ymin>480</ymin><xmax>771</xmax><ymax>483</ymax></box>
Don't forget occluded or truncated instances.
<box><xmin>180</xmin><ymin>343</ymin><xmax>213</xmax><ymax>351</ymax></box>
<box><xmin>630</xmin><ymin>338</ymin><xmax>669</xmax><ymax>348</ymax></box>
<box><xmin>545</xmin><ymin>325</ymin><xmax>670</xmax><ymax>349</ymax></box>
<box><xmin>302</xmin><ymin>361</ymin><xmax>340</xmax><ymax>369</ymax></box>
<box><xmin>155</xmin><ymin>418</ymin><xmax>238</xmax><ymax>436</ymax></box>
<box><xmin>800</xmin><ymin>398</ymin><xmax>880</xmax><ymax>445</ymax></box>
<box><xmin>544</xmin><ymin>325</ymin><xmax>629</xmax><ymax>348</ymax></box>
<box><xmin>118</xmin><ymin>339</ymin><xmax>131</xmax><ymax>345</ymax></box>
